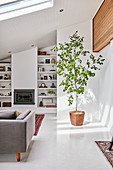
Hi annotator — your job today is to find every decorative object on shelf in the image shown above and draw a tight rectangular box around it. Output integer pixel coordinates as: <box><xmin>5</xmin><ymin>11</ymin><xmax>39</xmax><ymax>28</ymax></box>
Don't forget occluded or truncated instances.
<box><xmin>0</xmin><ymin>101</ymin><xmax>1</xmax><ymax>107</ymax></box>
<box><xmin>39</xmin><ymin>61</ymin><xmax>44</xmax><ymax>64</ymax></box>
<box><xmin>48</xmin><ymin>90</ymin><xmax>55</xmax><ymax>96</ymax></box>
<box><xmin>45</xmin><ymin>59</ymin><xmax>50</xmax><ymax>64</ymax></box>
<box><xmin>41</xmin><ymin>83</ymin><xmax>45</xmax><ymax>87</ymax></box>
<box><xmin>40</xmin><ymin>74</ymin><xmax>42</xmax><ymax>80</ymax></box>
<box><xmin>39</xmin><ymin>83</ymin><xmax>47</xmax><ymax>88</ymax></box>
<box><xmin>4</xmin><ymin>74</ymin><xmax>8</xmax><ymax>80</ymax></box>
<box><xmin>41</xmin><ymin>77</ymin><xmax>43</xmax><ymax>80</ymax></box>
<box><xmin>0</xmin><ymin>76</ymin><xmax>3</xmax><ymax>80</ymax></box>
<box><xmin>39</xmin><ymin>93</ymin><xmax>46</xmax><ymax>96</ymax></box>
<box><xmin>7</xmin><ymin>92</ymin><xmax>12</xmax><ymax>96</ymax></box>
<box><xmin>7</xmin><ymin>67</ymin><xmax>11</xmax><ymax>71</ymax></box>
<box><xmin>42</xmin><ymin>98</ymin><xmax>53</xmax><ymax>106</ymax></box>
<box><xmin>51</xmin><ymin>31</ymin><xmax>105</xmax><ymax>126</ymax></box>
<box><xmin>1</xmin><ymin>86</ymin><xmax>5</xmax><ymax>88</ymax></box>
<box><xmin>38</xmin><ymin>67</ymin><xmax>45</xmax><ymax>72</ymax></box>
<box><xmin>4</xmin><ymin>74</ymin><xmax>11</xmax><ymax>80</ymax></box>
<box><xmin>38</xmin><ymin>51</ymin><xmax>46</xmax><ymax>55</ymax></box>
<box><xmin>0</xmin><ymin>93</ymin><xmax>4</xmax><ymax>96</ymax></box>
<box><xmin>50</xmin><ymin>83</ymin><xmax>56</xmax><ymax>88</ymax></box>
<box><xmin>0</xmin><ymin>66</ymin><xmax>5</xmax><ymax>71</ymax></box>
<box><xmin>44</xmin><ymin>76</ymin><xmax>48</xmax><ymax>80</ymax></box>
<box><xmin>2</xmin><ymin>102</ymin><xmax>11</xmax><ymax>107</ymax></box>
<box><xmin>49</xmin><ymin>75</ymin><xmax>52</xmax><ymax>80</ymax></box>
<box><xmin>38</xmin><ymin>67</ymin><xmax>41</xmax><ymax>72</ymax></box>
<box><xmin>42</xmin><ymin>67</ymin><xmax>45</xmax><ymax>72</ymax></box>
<box><xmin>53</xmin><ymin>74</ymin><xmax>55</xmax><ymax>80</ymax></box>
<box><xmin>51</xmin><ymin>58</ymin><xmax>55</xmax><ymax>64</ymax></box>
<box><xmin>8</xmin><ymin>83</ymin><xmax>11</xmax><ymax>88</ymax></box>
<box><xmin>39</xmin><ymin>101</ymin><xmax>43</xmax><ymax>107</ymax></box>
<box><xmin>50</xmin><ymin>69</ymin><xmax>56</xmax><ymax>71</ymax></box>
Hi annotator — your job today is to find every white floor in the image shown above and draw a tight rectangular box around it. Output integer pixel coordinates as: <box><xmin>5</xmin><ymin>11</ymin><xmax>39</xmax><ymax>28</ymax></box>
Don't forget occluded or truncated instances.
<box><xmin>0</xmin><ymin>114</ymin><xmax>113</xmax><ymax>170</ymax></box>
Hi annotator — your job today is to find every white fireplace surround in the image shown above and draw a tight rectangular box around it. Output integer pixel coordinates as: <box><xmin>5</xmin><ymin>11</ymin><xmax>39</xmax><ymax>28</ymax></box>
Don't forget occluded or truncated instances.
<box><xmin>12</xmin><ymin>47</ymin><xmax>37</xmax><ymax>108</ymax></box>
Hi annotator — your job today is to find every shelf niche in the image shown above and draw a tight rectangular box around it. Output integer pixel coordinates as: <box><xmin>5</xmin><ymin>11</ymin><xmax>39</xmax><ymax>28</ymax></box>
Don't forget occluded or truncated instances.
<box><xmin>37</xmin><ymin>51</ymin><xmax>57</xmax><ymax>110</ymax></box>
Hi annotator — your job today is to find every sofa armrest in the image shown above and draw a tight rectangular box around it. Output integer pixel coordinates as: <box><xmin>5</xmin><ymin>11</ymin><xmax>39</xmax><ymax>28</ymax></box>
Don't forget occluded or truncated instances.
<box><xmin>24</xmin><ymin>111</ymin><xmax>35</xmax><ymax>150</ymax></box>
<box><xmin>0</xmin><ymin>111</ymin><xmax>35</xmax><ymax>154</ymax></box>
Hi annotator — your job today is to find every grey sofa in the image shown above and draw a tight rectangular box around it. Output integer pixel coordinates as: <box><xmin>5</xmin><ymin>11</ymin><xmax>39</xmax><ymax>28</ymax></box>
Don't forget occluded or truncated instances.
<box><xmin>0</xmin><ymin>110</ymin><xmax>35</xmax><ymax>161</ymax></box>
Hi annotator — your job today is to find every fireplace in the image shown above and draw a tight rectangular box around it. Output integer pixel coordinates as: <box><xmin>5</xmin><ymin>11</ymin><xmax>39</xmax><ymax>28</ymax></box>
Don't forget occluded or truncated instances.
<box><xmin>14</xmin><ymin>89</ymin><xmax>35</xmax><ymax>104</ymax></box>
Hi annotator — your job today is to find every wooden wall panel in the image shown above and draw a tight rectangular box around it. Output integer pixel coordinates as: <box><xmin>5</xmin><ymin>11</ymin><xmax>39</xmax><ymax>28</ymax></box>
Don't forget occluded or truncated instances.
<box><xmin>93</xmin><ymin>0</ymin><xmax>113</xmax><ymax>52</ymax></box>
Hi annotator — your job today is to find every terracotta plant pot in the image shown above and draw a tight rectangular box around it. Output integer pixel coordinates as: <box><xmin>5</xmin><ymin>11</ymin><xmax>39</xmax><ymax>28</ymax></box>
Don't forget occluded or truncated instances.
<box><xmin>70</xmin><ymin>111</ymin><xmax>85</xmax><ymax>126</ymax></box>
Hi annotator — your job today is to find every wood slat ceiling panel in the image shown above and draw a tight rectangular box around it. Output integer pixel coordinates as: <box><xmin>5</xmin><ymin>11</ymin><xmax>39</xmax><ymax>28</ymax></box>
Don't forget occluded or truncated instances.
<box><xmin>93</xmin><ymin>0</ymin><xmax>113</xmax><ymax>52</ymax></box>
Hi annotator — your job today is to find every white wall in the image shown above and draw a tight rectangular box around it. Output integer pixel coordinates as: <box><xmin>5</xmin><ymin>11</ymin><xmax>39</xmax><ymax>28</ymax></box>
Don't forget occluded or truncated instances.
<box><xmin>57</xmin><ymin>20</ymin><xmax>103</xmax><ymax>122</ymax></box>
<box><xmin>98</xmin><ymin>41</ymin><xmax>113</xmax><ymax>129</ymax></box>
<box><xmin>12</xmin><ymin>47</ymin><xmax>37</xmax><ymax>107</ymax></box>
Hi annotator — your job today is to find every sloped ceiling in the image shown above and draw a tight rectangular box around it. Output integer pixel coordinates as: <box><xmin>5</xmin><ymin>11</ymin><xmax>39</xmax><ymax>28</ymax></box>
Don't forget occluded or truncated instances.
<box><xmin>0</xmin><ymin>0</ymin><xmax>103</xmax><ymax>59</ymax></box>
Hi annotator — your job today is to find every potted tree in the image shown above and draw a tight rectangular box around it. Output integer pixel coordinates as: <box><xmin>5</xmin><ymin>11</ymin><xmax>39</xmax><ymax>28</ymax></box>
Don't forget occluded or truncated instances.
<box><xmin>51</xmin><ymin>31</ymin><xmax>105</xmax><ymax>126</ymax></box>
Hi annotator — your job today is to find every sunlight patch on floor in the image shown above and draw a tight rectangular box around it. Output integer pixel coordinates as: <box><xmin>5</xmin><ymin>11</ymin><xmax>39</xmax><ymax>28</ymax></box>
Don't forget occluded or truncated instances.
<box><xmin>57</xmin><ymin>119</ymin><xmax>109</xmax><ymax>135</ymax></box>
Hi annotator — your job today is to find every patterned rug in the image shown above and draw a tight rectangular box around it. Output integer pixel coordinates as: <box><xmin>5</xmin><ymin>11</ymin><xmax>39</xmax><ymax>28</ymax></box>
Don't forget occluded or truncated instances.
<box><xmin>95</xmin><ymin>141</ymin><xmax>113</xmax><ymax>168</ymax></box>
<box><xmin>34</xmin><ymin>114</ymin><xmax>45</xmax><ymax>136</ymax></box>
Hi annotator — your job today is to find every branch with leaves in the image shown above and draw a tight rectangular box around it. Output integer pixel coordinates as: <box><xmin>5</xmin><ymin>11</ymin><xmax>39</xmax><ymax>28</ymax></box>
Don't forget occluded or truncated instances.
<box><xmin>51</xmin><ymin>31</ymin><xmax>105</xmax><ymax>111</ymax></box>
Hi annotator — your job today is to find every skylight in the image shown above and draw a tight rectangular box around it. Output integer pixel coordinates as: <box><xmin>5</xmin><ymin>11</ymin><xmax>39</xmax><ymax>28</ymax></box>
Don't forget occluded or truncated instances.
<box><xmin>0</xmin><ymin>0</ymin><xmax>19</xmax><ymax>6</ymax></box>
<box><xmin>0</xmin><ymin>0</ymin><xmax>53</xmax><ymax>21</ymax></box>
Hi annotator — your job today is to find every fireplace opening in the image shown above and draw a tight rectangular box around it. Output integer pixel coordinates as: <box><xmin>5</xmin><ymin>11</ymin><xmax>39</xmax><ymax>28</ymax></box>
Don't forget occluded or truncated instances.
<box><xmin>14</xmin><ymin>89</ymin><xmax>35</xmax><ymax>105</ymax></box>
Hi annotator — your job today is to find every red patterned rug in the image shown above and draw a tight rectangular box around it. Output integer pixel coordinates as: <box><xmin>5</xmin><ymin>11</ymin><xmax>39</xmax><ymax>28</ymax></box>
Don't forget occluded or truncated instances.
<box><xmin>34</xmin><ymin>114</ymin><xmax>45</xmax><ymax>136</ymax></box>
<box><xmin>95</xmin><ymin>141</ymin><xmax>113</xmax><ymax>168</ymax></box>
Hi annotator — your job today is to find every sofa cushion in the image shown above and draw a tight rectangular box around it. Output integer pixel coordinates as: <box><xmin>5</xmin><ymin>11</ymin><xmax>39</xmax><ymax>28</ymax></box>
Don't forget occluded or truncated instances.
<box><xmin>0</xmin><ymin>110</ymin><xmax>17</xmax><ymax>119</ymax></box>
<box><xmin>16</xmin><ymin>110</ymin><xmax>31</xmax><ymax>120</ymax></box>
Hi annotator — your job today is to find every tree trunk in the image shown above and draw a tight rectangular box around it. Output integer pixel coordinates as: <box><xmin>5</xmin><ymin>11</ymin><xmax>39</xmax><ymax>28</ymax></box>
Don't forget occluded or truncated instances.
<box><xmin>75</xmin><ymin>93</ymin><xmax>78</xmax><ymax>111</ymax></box>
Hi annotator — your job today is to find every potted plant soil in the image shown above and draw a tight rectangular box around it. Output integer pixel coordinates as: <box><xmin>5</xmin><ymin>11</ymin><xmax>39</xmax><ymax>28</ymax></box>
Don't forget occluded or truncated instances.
<box><xmin>51</xmin><ymin>31</ymin><xmax>105</xmax><ymax>126</ymax></box>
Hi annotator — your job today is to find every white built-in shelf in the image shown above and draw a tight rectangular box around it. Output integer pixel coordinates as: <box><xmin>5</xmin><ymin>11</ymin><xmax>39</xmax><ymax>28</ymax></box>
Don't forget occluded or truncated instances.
<box><xmin>0</xmin><ymin>64</ymin><xmax>11</xmax><ymax>66</ymax></box>
<box><xmin>38</xmin><ymin>64</ymin><xmax>55</xmax><ymax>66</ymax></box>
<box><xmin>38</xmin><ymin>80</ymin><xmax>57</xmax><ymax>81</ymax></box>
<box><xmin>38</xmin><ymin>55</ymin><xmax>56</xmax><ymax>58</ymax></box>
<box><xmin>0</xmin><ymin>80</ymin><xmax>11</xmax><ymax>81</ymax></box>
<box><xmin>38</xmin><ymin>71</ymin><xmax>56</xmax><ymax>74</ymax></box>
<box><xmin>0</xmin><ymin>63</ymin><xmax>12</xmax><ymax>109</ymax></box>
<box><xmin>37</xmin><ymin>107</ymin><xmax>57</xmax><ymax>109</ymax></box>
<box><xmin>38</xmin><ymin>96</ymin><xmax>57</xmax><ymax>98</ymax></box>
<box><xmin>37</xmin><ymin>52</ymin><xmax>57</xmax><ymax>111</ymax></box>
<box><xmin>0</xmin><ymin>71</ymin><xmax>11</xmax><ymax>74</ymax></box>
<box><xmin>37</xmin><ymin>88</ymin><xmax>57</xmax><ymax>89</ymax></box>
<box><xmin>0</xmin><ymin>96</ymin><xmax>11</xmax><ymax>98</ymax></box>
<box><xmin>0</xmin><ymin>107</ymin><xmax>11</xmax><ymax>109</ymax></box>
<box><xmin>0</xmin><ymin>88</ymin><xmax>11</xmax><ymax>90</ymax></box>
